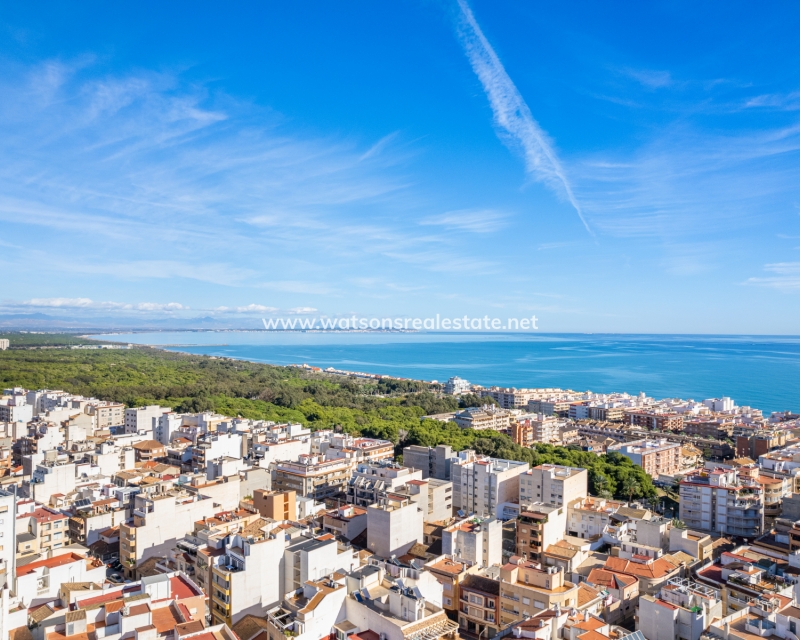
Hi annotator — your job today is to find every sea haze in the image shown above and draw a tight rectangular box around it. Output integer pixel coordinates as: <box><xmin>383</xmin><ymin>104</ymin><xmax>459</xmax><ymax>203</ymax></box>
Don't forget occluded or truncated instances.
<box><xmin>93</xmin><ymin>332</ymin><xmax>800</xmax><ymax>415</ymax></box>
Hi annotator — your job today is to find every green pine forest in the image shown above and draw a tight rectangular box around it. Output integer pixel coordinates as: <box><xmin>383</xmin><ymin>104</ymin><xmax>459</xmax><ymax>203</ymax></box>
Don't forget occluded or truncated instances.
<box><xmin>0</xmin><ymin>334</ymin><xmax>657</xmax><ymax>502</ymax></box>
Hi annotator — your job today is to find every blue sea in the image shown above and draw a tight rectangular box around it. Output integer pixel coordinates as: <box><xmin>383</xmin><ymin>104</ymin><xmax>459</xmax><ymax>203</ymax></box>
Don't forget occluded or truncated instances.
<box><xmin>91</xmin><ymin>332</ymin><xmax>800</xmax><ymax>415</ymax></box>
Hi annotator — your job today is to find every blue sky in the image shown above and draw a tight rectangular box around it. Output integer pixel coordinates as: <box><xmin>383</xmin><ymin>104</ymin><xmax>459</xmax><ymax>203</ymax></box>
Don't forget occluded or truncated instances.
<box><xmin>1</xmin><ymin>1</ymin><xmax>800</xmax><ymax>333</ymax></box>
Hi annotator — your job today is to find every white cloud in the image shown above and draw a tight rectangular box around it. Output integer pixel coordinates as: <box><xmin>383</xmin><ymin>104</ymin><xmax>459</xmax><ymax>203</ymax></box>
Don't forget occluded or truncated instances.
<box><xmin>745</xmin><ymin>92</ymin><xmax>800</xmax><ymax>111</ymax></box>
<box><xmin>744</xmin><ymin>262</ymin><xmax>800</xmax><ymax>290</ymax></box>
<box><xmin>25</xmin><ymin>297</ymin><xmax>95</xmax><ymax>308</ymax></box>
<box><xmin>287</xmin><ymin>307</ymin><xmax>317</xmax><ymax>315</ymax></box>
<box><xmin>420</xmin><ymin>209</ymin><xmax>507</xmax><ymax>233</ymax></box>
<box><xmin>454</xmin><ymin>0</ymin><xmax>591</xmax><ymax>234</ymax></box>
<box><xmin>16</xmin><ymin>298</ymin><xmax>187</xmax><ymax>312</ymax></box>
<box><xmin>235</xmin><ymin>304</ymin><xmax>279</xmax><ymax>313</ymax></box>
<box><xmin>621</xmin><ymin>68</ymin><xmax>673</xmax><ymax>89</ymax></box>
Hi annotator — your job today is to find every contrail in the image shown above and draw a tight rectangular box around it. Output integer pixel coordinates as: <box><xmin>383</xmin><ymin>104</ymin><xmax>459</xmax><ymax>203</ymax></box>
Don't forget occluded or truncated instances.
<box><xmin>455</xmin><ymin>0</ymin><xmax>593</xmax><ymax>235</ymax></box>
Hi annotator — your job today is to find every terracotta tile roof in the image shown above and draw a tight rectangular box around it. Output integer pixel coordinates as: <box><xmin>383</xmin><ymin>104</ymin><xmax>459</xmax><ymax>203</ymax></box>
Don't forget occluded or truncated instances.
<box><xmin>604</xmin><ymin>556</ymin><xmax>679</xmax><ymax>580</ymax></box>
<box><xmin>232</xmin><ymin>615</ymin><xmax>270</xmax><ymax>640</ymax></box>
<box><xmin>577</xmin><ymin>583</ymin><xmax>602</xmax><ymax>607</ymax></box>
<box><xmin>587</xmin><ymin>568</ymin><xmax>637</xmax><ymax>590</ymax></box>
<box><xmin>152</xmin><ymin>605</ymin><xmax>182</xmax><ymax>633</ymax></box>
<box><xmin>17</xmin><ymin>553</ymin><xmax>83</xmax><ymax>576</ymax></box>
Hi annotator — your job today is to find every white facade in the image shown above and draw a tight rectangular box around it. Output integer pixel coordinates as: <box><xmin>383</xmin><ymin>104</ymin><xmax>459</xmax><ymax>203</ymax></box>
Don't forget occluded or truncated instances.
<box><xmin>367</xmin><ymin>498</ymin><xmax>424</xmax><ymax>559</ymax></box>
<box><xmin>444</xmin><ymin>377</ymin><xmax>472</xmax><ymax>395</ymax></box>
<box><xmin>451</xmin><ymin>451</ymin><xmax>529</xmax><ymax>517</ymax></box>
<box><xmin>443</xmin><ymin>516</ymin><xmax>503</xmax><ymax>567</ymax></box>
<box><xmin>125</xmin><ymin>405</ymin><xmax>169</xmax><ymax>435</ymax></box>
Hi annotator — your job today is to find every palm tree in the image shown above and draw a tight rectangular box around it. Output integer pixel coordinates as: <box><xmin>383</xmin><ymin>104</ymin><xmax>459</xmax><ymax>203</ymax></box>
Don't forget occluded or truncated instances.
<box><xmin>622</xmin><ymin>477</ymin><xmax>641</xmax><ymax>504</ymax></box>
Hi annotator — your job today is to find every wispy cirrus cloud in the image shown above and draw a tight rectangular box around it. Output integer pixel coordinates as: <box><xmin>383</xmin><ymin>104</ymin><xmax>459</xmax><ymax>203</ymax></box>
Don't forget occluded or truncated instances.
<box><xmin>621</xmin><ymin>67</ymin><xmax>673</xmax><ymax>89</ymax></box>
<box><xmin>454</xmin><ymin>0</ymin><xmax>592</xmax><ymax>234</ymax></box>
<box><xmin>575</xmin><ymin>122</ymin><xmax>800</xmax><ymax>238</ymax></box>
<box><xmin>0</xmin><ymin>58</ymin><xmax>475</xmax><ymax>312</ymax></box>
<box><xmin>745</xmin><ymin>91</ymin><xmax>800</xmax><ymax>111</ymax></box>
<box><xmin>744</xmin><ymin>262</ymin><xmax>800</xmax><ymax>291</ymax></box>
<box><xmin>420</xmin><ymin>209</ymin><xmax>507</xmax><ymax>233</ymax></box>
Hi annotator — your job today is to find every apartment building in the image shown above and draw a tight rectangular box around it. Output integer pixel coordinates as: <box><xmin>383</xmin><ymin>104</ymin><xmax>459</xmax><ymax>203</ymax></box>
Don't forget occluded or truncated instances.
<box><xmin>322</xmin><ymin>505</ymin><xmax>368</xmax><ymax>540</ymax></box>
<box><xmin>367</xmin><ymin>496</ymin><xmax>424</xmax><ymax>559</ymax></box>
<box><xmin>638</xmin><ymin>578</ymin><xmax>723</xmax><ymax>640</ymax></box>
<box><xmin>566</xmin><ymin>497</ymin><xmax>624</xmax><ymax>540</ymax></box>
<box><xmin>402</xmin><ymin>444</ymin><xmax>454</xmax><ymax>480</ymax></box>
<box><xmin>125</xmin><ymin>405</ymin><xmax>170</xmax><ymax>435</ymax></box>
<box><xmin>347</xmin><ymin>461</ymin><xmax>453</xmax><ymax>522</ymax></box>
<box><xmin>27</xmin><ymin>460</ymin><xmax>77</xmax><ymax>503</ymax></box>
<box><xmin>284</xmin><ymin>533</ymin><xmax>357</xmax><ymax>594</ymax></box>
<box><xmin>528</xmin><ymin>398</ymin><xmax>574</xmax><ymax>417</ymax></box>
<box><xmin>684</xmin><ymin>419</ymin><xmax>735</xmax><ymax>440</ymax></box>
<box><xmin>679</xmin><ymin>468</ymin><xmax>765</xmax><ymax>537</ymax></box>
<box><xmin>480</xmin><ymin>387</ymin><xmax>537</xmax><ymax>409</ymax></box>
<box><xmin>512</xmin><ymin>415</ymin><xmax>560</xmax><ymax>446</ymax></box>
<box><xmin>458</xmin><ymin>574</ymin><xmax>500</xmax><ymax>639</ymax></box>
<box><xmin>454</xmin><ymin>407</ymin><xmax>512</xmax><ymax>431</ymax></box>
<box><xmin>0</xmin><ymin>401</ymin><xmax>33</xmax><ymax>424</ymax></box>
<box><xmin>426</xmin><ymin>556</ymin><xmax>479</xmax><ymax>614</ymax></box>
<box><xmin>586</xmin><ymin>404</ymin><xmax>625</xmax><ymax>422</ymax></box>
<box><xmin>192</xmin><ymin>432</ymin><xmax>243</xmax><ymax>469</ymax></box>
<box><xmin>271</xmin><ymin>455</ymin><xmax>353</xmax><ymax>501</ymax></box>
<box><xmin>443</xmin><ymin>516</ymin><xmax>503</xmax><ymax>568</ymax></box>
<box><xmin>624</xmin><ymin>410</ymin><xmax>684</xmax><ymax>431</ymax></box>
<box><xmin>253</xmin><ymin>489</ymin><xmax>296</xmax><ymax>520</ymax></box>
<box><xmin>324</xmin><ymin>434</ymin><xmax>395</xmax><ymax>464</ymax></box>
<box><xmin>88</xmin><ymin>401</ymin><xmax>126</xmax><ymax>429</ymax></box>
<box><xmin>519</xmin><ymin>464</ymin><xmax>588</xmax><ymax>508</ymax></box>
<box><xmin>516</xmin><ymin>504</ymin><xmax>567</xmax><ymax>561</ymax></box>
<box><xmin>608</xmin><ymin>439</ymin><xmax>682</xmax><ymax>479</ymax></box>
<box><xmin>210</xmin><ymin>527</ymin><xmax>289</xmax><ymax>625</ymax></box>
<box><xmin>498</xmin><ymin>557</ymin><xmax>579</xmax><ymax>626</ymax></box>
<box><xmin>451</xmin><ymin>451</ymin><xmax>529</xmax><ymax>517</ymax></box>
<box><xmin>444</xmin><ymin>377</ymin><xmax>472</xmax><ymax>395</ymax></box>
<box><xmin>16</xmin><ymin>506</ymin><xmax>69</xmax><ymax>559</ymax></box>
<box><xmin>265</xmin><ymin>574</ymin><xmax>348</xmax><ymax>640</ymax></box>
<box><xmin>0</xmin><ymin>490</ymin><xmax>14</xmax><ymax>580</ymax></box>
<box><xmin>347</xmin><ymin>462</ymin><xmax>424</xmax><ymax>506</ymax></box>
<box><xmin>737</xmin><ymin>430</ymin><xmax>788</xmax><ymax>459</ymax></box>
<box><xmin>121</xmin><ymin>491</ymin><xmax>217</xmax><ymax>575</ymax></box>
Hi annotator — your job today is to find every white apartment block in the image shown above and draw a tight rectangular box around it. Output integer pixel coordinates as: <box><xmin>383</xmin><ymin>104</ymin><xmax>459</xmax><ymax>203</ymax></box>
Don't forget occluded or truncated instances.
<box><xmin>367</xmin><ymin>496</ymin><xmax>424</xmax><ymax>558</ymax></box>
<box><xmin>444</xmin><ymin>376</ymin><xmax>472</xmax><ymax>395</ymax></box>
<box><xmin>121</xmin><ymin>491</ymin><xmax>218</xmax><ymax>571</ymax></box>
<box><xmin>210</xmin><ymin>529</ymin><xmax>288</xmax><ymax>625</ymax></box>
<box><xmin>0</xmin><ymin>490</ymin><xmax>14</xmax><ymax>580</ymax></box>
<box><xmin>155</xmin><ymin>412</ymin><xmax>183</xmax><ymax>445</ymax></box>
<box><xmin>519</xmin><ymin>464</ymin><xmax>588</xmax><ymax>508</ymax></box>
<box><xmin>451</xmin><ymin>450</ymin><xmax>529</xmax><ymax>517</ymax></box>
<box><xmin>443</xmin><ymin>515</ymin><xmax>503</xmax><ymax>567</ymax></box>
<box><xmin>679</xmin><ymin>468</ymin><xmax>765</xmax><ymax>537</ymax></box>
<box><xmin>284</xmin><ymin>534</ymin><xmax>358</xmax><ymax>594</ymax></box>
<box><xmin>125</xmin><ymin>405</ymin><xmax>170</xmax><ymax>435</ymax></box>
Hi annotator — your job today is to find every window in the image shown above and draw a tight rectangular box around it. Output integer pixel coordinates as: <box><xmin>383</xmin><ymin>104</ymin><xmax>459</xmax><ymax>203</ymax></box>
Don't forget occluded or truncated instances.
<box><xmin>522</xmin><ymin>597</ymin><xmax>530</xmax><ymax>605</ymax></box>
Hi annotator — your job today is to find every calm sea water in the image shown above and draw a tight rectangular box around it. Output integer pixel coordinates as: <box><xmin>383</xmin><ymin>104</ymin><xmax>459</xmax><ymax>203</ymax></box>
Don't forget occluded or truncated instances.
<box><xmin>92</xmin><ymin>332</ymin><xmax>800</xmax><ymax>414</ymax></box>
